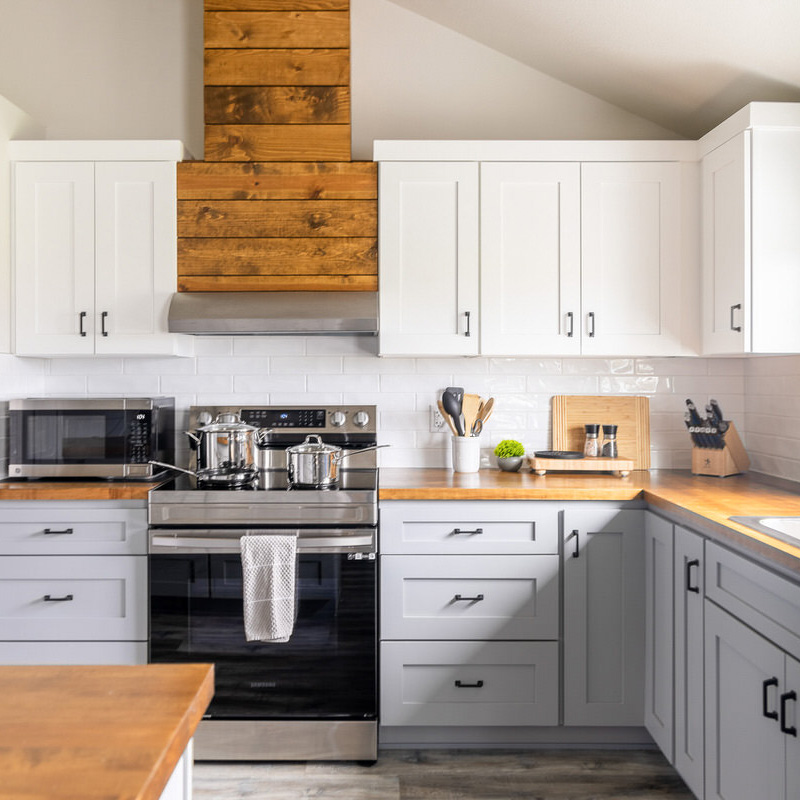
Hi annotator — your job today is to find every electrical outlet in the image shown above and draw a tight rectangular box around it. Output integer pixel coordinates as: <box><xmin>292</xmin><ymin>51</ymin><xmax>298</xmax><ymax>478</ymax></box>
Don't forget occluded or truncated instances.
<box><xmin>430</xmin><ymin>405</ymin><xmax>447</xmax><ymax>433</ymax></box>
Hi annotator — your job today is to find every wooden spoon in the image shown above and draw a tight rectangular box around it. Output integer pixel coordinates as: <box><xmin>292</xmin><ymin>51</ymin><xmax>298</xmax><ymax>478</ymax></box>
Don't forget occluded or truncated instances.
<box><xmin>462</xmin><ymin>393</ymin><xmax>482</xmax><ymax>437</ymax></box>
<box><xmin>437</xmin><ymin>398</ymin><xmax>459</xmax><ymax>436</ymax></box>
<box><xmin>478</xmin><ymin>397</ymin><xmax>494</xmax><ymax>425</ymax></box>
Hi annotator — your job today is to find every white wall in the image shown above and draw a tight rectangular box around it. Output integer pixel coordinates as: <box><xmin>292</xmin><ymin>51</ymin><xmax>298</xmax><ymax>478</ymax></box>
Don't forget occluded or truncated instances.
<box><xmin>0</xmin><ymin>0</ymin><xmax>204</xmax><ymax>157</ymax></box>
<box><xmin>0</xmin><ymin>340</ymin><xmax>745</xmax><ymax>475</ymax></box>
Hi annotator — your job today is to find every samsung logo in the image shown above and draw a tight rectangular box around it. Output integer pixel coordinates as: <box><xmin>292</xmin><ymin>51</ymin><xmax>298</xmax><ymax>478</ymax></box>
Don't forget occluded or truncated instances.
<box><xmin>249</xmin><ymin>681</ymin><xmax>277</xmax><ymax>689</ymax></box>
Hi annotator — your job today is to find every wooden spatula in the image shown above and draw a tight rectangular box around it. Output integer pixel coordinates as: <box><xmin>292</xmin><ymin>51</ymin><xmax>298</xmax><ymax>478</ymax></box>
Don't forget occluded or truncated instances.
<box><xmin>462</xmin><ymin>393</ymin><xmax>482</xmax><ymax>437</ymax></box>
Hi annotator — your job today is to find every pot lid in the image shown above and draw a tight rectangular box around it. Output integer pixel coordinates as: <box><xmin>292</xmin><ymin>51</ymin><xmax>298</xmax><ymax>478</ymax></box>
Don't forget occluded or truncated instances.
<box><xmin>286</xmin><ymin>434</ymin><xmax>340</xmax><ymax>455</ymax></box>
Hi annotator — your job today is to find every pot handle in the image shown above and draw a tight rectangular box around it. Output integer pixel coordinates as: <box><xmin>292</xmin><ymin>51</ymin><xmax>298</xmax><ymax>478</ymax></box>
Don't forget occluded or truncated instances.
<box><xmin>256</xmin><ymin>428</ymin><xmax>274</xmax><ymax>446</ymax></box>
<box><xmin>184</xmin><ymin>430</ymin><xmax>201</xmax><ymax>446</ymax></box>
<box><xmin>333</xmin><ymin>444</ymin><xmax>391</xmax><ymax>462</ymax></box>
<box><xmin>149</xmin><ymin>460</ymin><xmax>198</xmax><ymax>478</ymax></box>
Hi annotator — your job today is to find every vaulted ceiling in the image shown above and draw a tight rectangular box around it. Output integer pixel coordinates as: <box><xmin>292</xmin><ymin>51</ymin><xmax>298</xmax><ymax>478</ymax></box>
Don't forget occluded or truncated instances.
<box><xmin>388</xmin><ymin>0</ymin><xmax>800</xmax><ymax>138</ymax></box>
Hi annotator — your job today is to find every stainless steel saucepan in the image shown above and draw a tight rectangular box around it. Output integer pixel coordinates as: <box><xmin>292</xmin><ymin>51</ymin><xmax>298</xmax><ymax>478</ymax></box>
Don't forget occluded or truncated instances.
<box><xmin>186</xmin><ymin>412</ymin><xmax>271</xmax><ymax>474</ymax></box>
<box><xmin>286</xmin><ymin>435</ymin><xmax>389</xmax><ymax>488</ymax></box>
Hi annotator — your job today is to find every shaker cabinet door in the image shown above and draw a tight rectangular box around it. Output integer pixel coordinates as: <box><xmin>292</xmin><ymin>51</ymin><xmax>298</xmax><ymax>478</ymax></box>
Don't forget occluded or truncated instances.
<box><xmin>379</xmin><ymin>161</ymin><xmax>479</xmax><ymax>355</ymax></box>
<box><xmin>480</xmin><ymin>162</ymin><xmax>581</xmax><ymax>355</ymax></box>
<box><xmin>14</xmin><ymin>161</ymin><xmax>96</xmax><ymax>355</ymax></box>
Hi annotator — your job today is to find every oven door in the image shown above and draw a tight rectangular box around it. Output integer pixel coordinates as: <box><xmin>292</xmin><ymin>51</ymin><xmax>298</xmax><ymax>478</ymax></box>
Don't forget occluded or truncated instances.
<box><xmin>148</xmin><ymin>530</ymin><xmax>377</xmax><ymax>722</ymax></box>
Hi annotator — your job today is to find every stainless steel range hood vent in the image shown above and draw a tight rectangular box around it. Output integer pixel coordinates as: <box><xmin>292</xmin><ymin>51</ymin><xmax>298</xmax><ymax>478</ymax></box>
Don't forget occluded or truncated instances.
<box><xmin>168</xmin><ymin>292</ymin><xmax>378</xmax><ymax>336</ymax></box>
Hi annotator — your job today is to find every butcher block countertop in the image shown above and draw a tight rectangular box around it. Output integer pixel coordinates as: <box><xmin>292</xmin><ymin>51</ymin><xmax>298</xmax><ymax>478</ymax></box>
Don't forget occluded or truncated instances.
<box><xmin>380</xmin><ymin>468</ymin><xmax>800</xmax><ymax>574</ymax></box>
<box><xmin>0</xmin><ymin>663</ymin><xmax>213</xmax><ymax>800</ymax></box>
<box><xmin>0</xmin><ymin>479</ymin><xmax>163</xmax><ymax>501</ymax></box>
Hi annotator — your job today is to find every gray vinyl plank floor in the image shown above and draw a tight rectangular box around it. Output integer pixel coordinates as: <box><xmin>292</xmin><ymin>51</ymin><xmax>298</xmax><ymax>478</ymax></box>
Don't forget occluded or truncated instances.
<box><xmin>194</xmin><ymin>749</ymin><xmax>695</xmax><ymax>799</ymax></box>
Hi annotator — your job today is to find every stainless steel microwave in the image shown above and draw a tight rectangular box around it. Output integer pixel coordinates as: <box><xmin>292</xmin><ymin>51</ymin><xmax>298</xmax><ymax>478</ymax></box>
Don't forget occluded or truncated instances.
<box><xmin>8</xmin><ymin>397</ymin><xmax>175</xmax><ymax>480</ymax></box>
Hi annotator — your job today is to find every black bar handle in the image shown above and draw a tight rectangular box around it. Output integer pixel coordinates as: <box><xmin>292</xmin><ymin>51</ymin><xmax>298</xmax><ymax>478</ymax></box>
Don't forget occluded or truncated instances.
<box><xmin>453</xmin><ymin>528</ymin><xmax>484</xmax><ymax>536</ymax></box>
<box><xmin>569</xmin><ymin>529</ymin><xmax>580</xmax><ymax>558</ymax></box>
<box><xmin>588</xmin><ymin>312</ymin><xmax>596</xmax><ymax>338</ymax></box>
<box><xmin>101</xmin><ymin>311</ymin><xmax>109</xmax><ymax>337</ymax></box>
<box><xmin>79</xmin><ymin>311</ymin><xmax>87</xmax><ymax>337</ymax></box>
<box><xmin>566</xmin><ymin>311</ymin><xmax>574</xmax><ymax>338</ymax></box>
<box><xmin>780</xmin><ymin>690</ymin><xmax>797</xmax><ymax>736</ymax></box>
<box><xmin>43</xmin><ymin>528</ymin><xmax>74</xmax><ymax>535</ymax></box>
<box><xmin>455</xmin><ymin>680</ymin><xmax>484</xmax><ymax>689</ymax></box>
<box><xmin>43</xmin><ymin>594</ymin><xmax>74</xmax><ymax>602</ymax></box>
<box><xmin>453</xmin><ymin>594</ymin><xmax>485</xmax><ymax>602</ymax></box>
<box><xmin>730</xmin><ymin>303</ymin><xmax>742</xmax><ymax>332</ymax></box>
<box><xmin>763</xmin><ymin>677</ymin><xmax>779</xmax><ymax>720</ymax></box>
<box><xmin>686</xmin><ymin>559</ymin><xmax>700</xmax><ymax>594</ymax></box>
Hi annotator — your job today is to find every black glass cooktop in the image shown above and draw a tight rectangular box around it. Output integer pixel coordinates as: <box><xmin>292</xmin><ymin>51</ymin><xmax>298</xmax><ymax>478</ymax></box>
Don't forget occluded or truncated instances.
<box><xmin>154</xmin><ymin>469</ymin><xmax>378</xmax><ymax>494</ymax></box>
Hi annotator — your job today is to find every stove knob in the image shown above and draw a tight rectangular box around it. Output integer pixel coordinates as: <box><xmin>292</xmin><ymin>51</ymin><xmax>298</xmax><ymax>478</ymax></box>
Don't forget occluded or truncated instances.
<box><xmin>353</xmin><ymin>410</ymin><xmax>370</xmax><ymax>428</ymax></box>
<box><xmin>330</xmin><ymin>411</ymin><xmax>347</xmax><ymax>428</ymax></box>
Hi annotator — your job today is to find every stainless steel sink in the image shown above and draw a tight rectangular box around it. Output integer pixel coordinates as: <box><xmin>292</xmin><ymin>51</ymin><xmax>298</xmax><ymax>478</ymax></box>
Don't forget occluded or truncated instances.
<box><xmin>729</xmin><ymin>516</ymin><xmax>800</xmax><ymax>546</ymax></box>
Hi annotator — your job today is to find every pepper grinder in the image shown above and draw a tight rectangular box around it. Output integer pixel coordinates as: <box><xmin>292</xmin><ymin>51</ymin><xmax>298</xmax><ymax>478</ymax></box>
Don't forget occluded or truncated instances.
<box><xmin>602</xmin><ymin>424</ymin><xmax>618</xmax><ymax>458</ymax></box>
<box><xmin>583</xmin><ymin>424</ymin><xmax>600</xmax><ymax>457</ymax></box>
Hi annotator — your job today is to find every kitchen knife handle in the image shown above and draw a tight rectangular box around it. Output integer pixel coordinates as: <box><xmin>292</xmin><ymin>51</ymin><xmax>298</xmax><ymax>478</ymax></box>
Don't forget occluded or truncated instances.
<box><xmin>763</xmin><ymin>677</ymin><xmax>779</xmax><ymax>720</ymax></box>
<box><xmin>686</xmin><ymin>559</ymin><xmax>700</xmax><ymax>593</ymax></box>
<box><xmin>730</xmin><ymin>303</ymin><xmax>742</xmax><ymax>332</ymax></box>
<box><xmin>588</xmin><ymin>312</ymin><xmax>596</xmax><ymax>338</ymax></box>
<box><xmin>566</xmin><ymin>311</ymin><xmax>574</xmax><ymax>338</ymax></box>
<box><xmin>453</xmin><ymin>527</ymin><xmax>484</xmax><ymax>536</ymax></box>
<box><xmin>79</xmin><ymin>311</ymin><xmax>87</xmax><ymax>337</ymax></box>
<box><xmin>101</xmin><ymin>311</ymin><xmax>109</xmax><ymax>337</ymax></box>
<box><xmin>780</xmin><ymin>690</ymin><xmax>797</xmax><ymax>736</ymax></box>
<box><xmin>464</xmin><ymin>310</ymin><xmax>471</xmax><ymax>338</ymax></box>
<box><xmin>454</xmin><ymin>680</ymin><xmax>484</xmax><ymax>689</ymax></box>
<box><xmin>569</xmin><ymin>529</ymin><xmax>580</xmax><ymax>558</ymax></box>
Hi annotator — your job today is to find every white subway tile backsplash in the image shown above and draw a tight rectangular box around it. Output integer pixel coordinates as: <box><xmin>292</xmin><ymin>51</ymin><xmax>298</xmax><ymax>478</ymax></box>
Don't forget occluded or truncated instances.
<box><xmin>160</xmin><ymin>375</ymin><xmax>234</xmax><ymax>394</ymax></box>
<box><xmin>564</xmin><ymin>358</ymin><xmax>635</xmax><ymax>375</ymax></box>
<box><xmin>192</xmin><ymin>336</ymin><xmax>234</xmax><ymax>357</ymax></box>
<box><xmin>343</xmin><ymin>356</ymin><xmax>415</xmax><ymax>374</ymax></box>
<box><xmin>124</xmin><ymin>358</ymin><xmax>196</xmax><ymax>375</ymax></box>
<box><xmin>527</xmin><ymin>375</ymin><xmax>600</xmax><ymax>394</ymax></box>
<box><xmin>197</xmin><ymin>356</ymin><xmax>270</xmax><ymax>375</ymax></box>
<box><xmin>232</xmin><ymin>337</ymin><xmax>306</xmax><ymax>356</ymax></box>
<box><xmin>489</xmin><ymin>358</ymin><xmax>562</xmax><ymax>375</ymax></box>
<box><xmin>599</xmin><ymin>375</ymin><xmax>662</xmax><ymax>394</ymax></box>
<box><xmin>307</xmin><ymin>373</ymin><xmax>380</xmax><ymax>393</ymax></box>
<box><xmin>270</xmin><ymin>356</ymin><xmax>343</xmax><ymax>375</ymax></box>
<box><xmin>48</xmin><ymin>358</ymin><xmax>123</xmax><ymax>375</ymax></box>
<box><xmin>380</xmin><ymin>374</ymin><xmax>447</xmax><ymax>394</ymax></box>
<box><xmin>87</xmin><ymin>375</ymin><xmax>160</xmax><ymax>395</ymax></box>
<box><xmin>233</xmin><ymin>375</ymin><xmax>306</xmax><ymax>394</ymax></box>
<box><xmin>415</xmin><ymin>358</ymin><xmax>489</xmax><ymax>374</ymax></box>
<box><xmin>305</xmin><ymin>337</ymin><xmax>378</xmax><ymax>356</ymax></box>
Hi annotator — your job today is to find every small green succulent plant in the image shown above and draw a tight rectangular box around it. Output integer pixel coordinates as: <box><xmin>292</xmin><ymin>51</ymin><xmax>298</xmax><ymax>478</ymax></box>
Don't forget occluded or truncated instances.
<box><xmin>493</xmin><ymin>439</ymin><xmax>525</xmax><ymax>458</ymax></box>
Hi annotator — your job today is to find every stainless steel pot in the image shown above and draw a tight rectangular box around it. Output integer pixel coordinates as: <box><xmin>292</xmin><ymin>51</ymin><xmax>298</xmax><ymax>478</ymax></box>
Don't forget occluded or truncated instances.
<box><xmin>186</xmin><ymin>413</ymin><xmax>270</xmax><ymax>475</ymax></box>
<box><xmin>285</xmin><ymin>435</ymin><xmax>388</xmax><ymax>488</ymax></box>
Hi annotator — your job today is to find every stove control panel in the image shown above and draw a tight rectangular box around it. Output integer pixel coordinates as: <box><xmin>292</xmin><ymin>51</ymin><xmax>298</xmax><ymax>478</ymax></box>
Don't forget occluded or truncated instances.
<box><xmin>193</xmin><ymin>405</ymin><xmax>377</xmax><ymax>436</ymax></box>
<box><xmin>244</xmin><ymin>408</ymin><xmax>326</xmax><ymax>428</ymax></box>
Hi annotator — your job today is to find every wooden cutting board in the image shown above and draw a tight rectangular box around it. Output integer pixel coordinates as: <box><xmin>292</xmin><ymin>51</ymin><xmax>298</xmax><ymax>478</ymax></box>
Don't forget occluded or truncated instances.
<box><xmin>552</xmin><ymin>395</ymin><xmax>651</xmax><ymax>470</ymax></box>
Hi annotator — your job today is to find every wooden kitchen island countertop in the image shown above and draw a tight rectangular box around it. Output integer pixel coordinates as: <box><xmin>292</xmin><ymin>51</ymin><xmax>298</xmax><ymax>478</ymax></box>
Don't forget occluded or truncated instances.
<box><xmin>379</xmin><ymin>468</ymin><xmax>800</xmax><ymax>574</ymax></box>
<box><xmin>0</xmin><ymin>479</ymin><xmax>164</xmax><ymax>501</ymax></box>
<box><xmin>0</xmin><ymin>663</ymin><xmax>214</xmax><ymax>800</ymax></box>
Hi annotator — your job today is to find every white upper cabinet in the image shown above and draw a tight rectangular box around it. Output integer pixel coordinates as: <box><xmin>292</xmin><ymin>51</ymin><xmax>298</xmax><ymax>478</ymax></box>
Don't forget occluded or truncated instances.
<box><xmin>580</xmin><ymin>162</ymin><xmax>683</xmax><ymax>356</ymax></box>
<box><xmin>377</xmin><ymin>141</ymin><xmax>694</xmax><ymax>357</ymax></box>
<box><xmin>700</xmin><ymin>104</ymin><xmax>800</xmax><ymax>354</ymax></box>
<box><xmin>378</xmin><ymin>161</ymin><xmax>479</xmax><ymax>356</ymax></box>
<box><xmin>480</xmin><ymin>162</ymin><xmax>581</xmax><ymax>355</ymax></box>
<box><xmin>12</xmin><ymin>141</ymin><xmax>192</xmax><ymax>357</ymax></box>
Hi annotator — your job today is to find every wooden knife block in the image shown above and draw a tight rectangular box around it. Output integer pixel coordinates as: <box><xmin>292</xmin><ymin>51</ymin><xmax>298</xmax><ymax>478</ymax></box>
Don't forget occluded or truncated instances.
<box><xmin>691</xmin><ymin>422</ymin><xmax>750</xmax><ymax>477</ymax></box>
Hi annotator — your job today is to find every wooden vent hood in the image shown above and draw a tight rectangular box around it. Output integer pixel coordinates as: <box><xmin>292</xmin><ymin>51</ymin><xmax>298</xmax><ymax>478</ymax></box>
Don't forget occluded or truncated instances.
<box><xmin>172</xmin><ymin>0</ymin><xmax>378</xmax><ymax>334</ymax></box>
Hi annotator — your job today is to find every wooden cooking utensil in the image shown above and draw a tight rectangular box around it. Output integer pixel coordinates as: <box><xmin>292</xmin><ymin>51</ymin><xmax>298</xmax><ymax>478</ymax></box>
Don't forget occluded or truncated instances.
<box><xmin>478</xmin><ymin>397</ymin><xmax>494</xmax><ymax>425</ymax></box>
<box><xmin>437</xmin><ymin>398</ymin><xmax>459</xmax><ymax>436</ymax></box>
<box><xmin>462</xmin><ymin>393</ymin><xmax>482</xmax><ymax>437</ymax></box>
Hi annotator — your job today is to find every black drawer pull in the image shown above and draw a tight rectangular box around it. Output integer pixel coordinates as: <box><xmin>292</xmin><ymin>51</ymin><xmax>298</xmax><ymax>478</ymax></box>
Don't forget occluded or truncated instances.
<box><xmin>452</xmin><ymin>528</ymin><xmax>484</xmax><ymax>536</ymax></box>
<box><xmin>780</xmin><ymin>690</ymin><xmax>797</xmax><ymax>737</ymax></box>
<box><xmin>43</xmin><ymin>594</ymin><xmax>74</xmax><ymax>602</ymax></box>
<box><xmin>453</xmin><ymin>594</ymin><xmax>484</xmax><ymax>603</ymax></box>
<box><xmin>763</xmin><ymin>677</ymin><xmax>779</xmax><ymax>720</ymax></box>
<box><xmin>455</xmin><ymin>680</ymin><xmax>484</xmax><ymax>689</ymax></box>
<box><xmin>43</xmin><ymin>528</ymin><xmax>74</xmax><ymax>535</ymax></box>
<box><xmin>686</xmin><ymin>559</ymin><xmax>700</xmax><ymax>593</ymax></box>
<box><xmin>569</xmin><ymin>529</ymin><xmax>580</xmax><ymax>558</ymax></box>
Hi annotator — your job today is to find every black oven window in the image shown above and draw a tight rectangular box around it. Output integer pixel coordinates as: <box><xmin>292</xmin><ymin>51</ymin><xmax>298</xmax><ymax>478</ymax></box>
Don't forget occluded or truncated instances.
<box><xmin>149</xmin><ymin>553</ymin><xmax>377</xmax><ymax>721</ymax></box>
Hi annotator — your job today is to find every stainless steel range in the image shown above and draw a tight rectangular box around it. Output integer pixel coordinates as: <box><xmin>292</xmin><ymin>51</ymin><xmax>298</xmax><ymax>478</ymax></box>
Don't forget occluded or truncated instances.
<box><xmin>148</xmin><ymin>405</ymin><xmax>378</xmax><ymax>762</ymax></box>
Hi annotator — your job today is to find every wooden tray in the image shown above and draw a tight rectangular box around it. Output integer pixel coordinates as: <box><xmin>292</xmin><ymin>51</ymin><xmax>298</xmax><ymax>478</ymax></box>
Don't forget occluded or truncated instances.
<box><xmin>552</xmin><ymin>395</ymin><xmax>650</xmax><ymax>470</ymax></box>
<box><xmin>528</xmin><ymin>455</ymin><xmax>635</xmax><ymax>477</ymax></box>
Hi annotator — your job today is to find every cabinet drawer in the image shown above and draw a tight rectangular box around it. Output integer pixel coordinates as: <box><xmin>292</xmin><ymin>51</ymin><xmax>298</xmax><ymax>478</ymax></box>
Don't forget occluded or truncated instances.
<box><xmin>380</xmin><ymin>501</ymin><xmax>559</xmax><ymax>554</ymax></box>
<box><xmin>0</xmin><ymin>556</ymin><xmax>146</xmax><ymax>641</ymax></box>
<box><xmin>0</xmin><ymin>508</ymin><xmax>147</xmax><ymax>555</ymax></box>
<box><xmin>0</xmin><ymin>641</ymin><xmax>147</xmax><ymax>665</ymax></box>
<box><xmin>705</xmin><ymin>541</ymin><xmax>800</xmax><ymax>660</ymax></box>
<box><xmin>381</xmin><ymin>555</ymin><xmax>559</xmax><ymax>640</ymax></box>
<box><xmin>381</xmin><ymin>640</ymin><xmax>559</xmax><ymax>726</ymax></box>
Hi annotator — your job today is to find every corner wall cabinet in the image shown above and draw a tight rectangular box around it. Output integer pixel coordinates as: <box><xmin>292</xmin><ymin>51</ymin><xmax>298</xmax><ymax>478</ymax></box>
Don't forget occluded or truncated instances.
<box><xmin>376</xmin><ymin>141</ymin><xmax>694</xmax><ymax>357</ymax></box>
<box><xmin>0</xmin><ymin>501</ymin><xmax>148</xmax><ymax>665</ymax></box>
<box><xmin>700</xmin><ymin>106</ymin><xmax>800</xmax><ymax>354</ymax></box>
<box><xmin>11</xmin><ymin>141</ymin><xmax>193</xmax><ymax>357</ymax></box>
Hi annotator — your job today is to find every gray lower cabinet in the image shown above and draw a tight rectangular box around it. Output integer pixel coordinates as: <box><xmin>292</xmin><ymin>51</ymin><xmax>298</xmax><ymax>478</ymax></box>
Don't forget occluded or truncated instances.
<box><xmin>380</xmin><ymin>500</ymin><xmax>560</xmax><ymax>728</ymax></box>
<box><xmin>644</xmin><ymin>512</ymin><xmax>674</xmax><ymax>760</ymax></box>
<box><xmin>0</xmin><ymin>501</ymin><xmax>148</xmax><ymax>664</ymax></box>
<box><xmin>673</xmin><ymin>524</ymin><xmax>705</xmax><ymax>799</ymax></box>
<box><xmin>563</xmin><ymin>506</ymin><xmax>645</xmax><ymax>726</ymax></box>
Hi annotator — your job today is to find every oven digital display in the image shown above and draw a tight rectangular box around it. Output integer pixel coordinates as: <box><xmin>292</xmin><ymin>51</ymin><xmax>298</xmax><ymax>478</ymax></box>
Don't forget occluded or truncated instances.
<box><xmin>242</xmin><ymin>409</ymin><xmax>326</xmax><ymax>428</ymax></box>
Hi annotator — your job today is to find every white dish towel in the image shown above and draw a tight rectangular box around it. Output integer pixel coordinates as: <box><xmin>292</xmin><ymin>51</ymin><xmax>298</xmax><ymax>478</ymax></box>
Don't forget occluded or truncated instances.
<box><xmin>240</xmin><ymin>534</ymin><xmax>298</xmax><ymax>643</ymax></box>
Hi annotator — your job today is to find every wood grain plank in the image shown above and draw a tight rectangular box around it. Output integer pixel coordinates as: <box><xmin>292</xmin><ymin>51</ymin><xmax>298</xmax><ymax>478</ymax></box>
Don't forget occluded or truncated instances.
<box><xmin>0</xmin><ymin>481</ymin><xmax>164</xmax><ymax>501</ymax></box>
<box><xmin>205</xmin><ymin>85</ymin><xmax>349</xmax><ymax>124</ymax></box>
<box><xmin>177</xmin><ymin>161</ymin><xmax>376</xmax><ymax>200</ymax></box>
<box><xmin>178</xmin><ymin>236</ymin><xmax>377</xmax><ymax>273</ymax></box>
<box><xmin>179</xmin><ymin>274</ymin><xmax>377</xmax><ymax>291</ymax></box>
<box><xmin>205</xmin><ymin>11</ymin><xmax>349</xmax><ymax>48</ymax></box>
<box><xmin>178</xmin><ymin>199</ymin><xmax>376</xmax><ymax>237</ymax></box>
<box><xmin>204</xmin><ymin>123</ymin><xmax>351</xmax><ymax>161</ymax></box>
<box><xmin>206</xmin><ymin>0</ymin><xmax>348</xmax><ymax>10</ymax></box>
<box><xmin>205</xmin><ymin>48</ymin><xmax>349</xmax><ymax>85</ymax></box>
